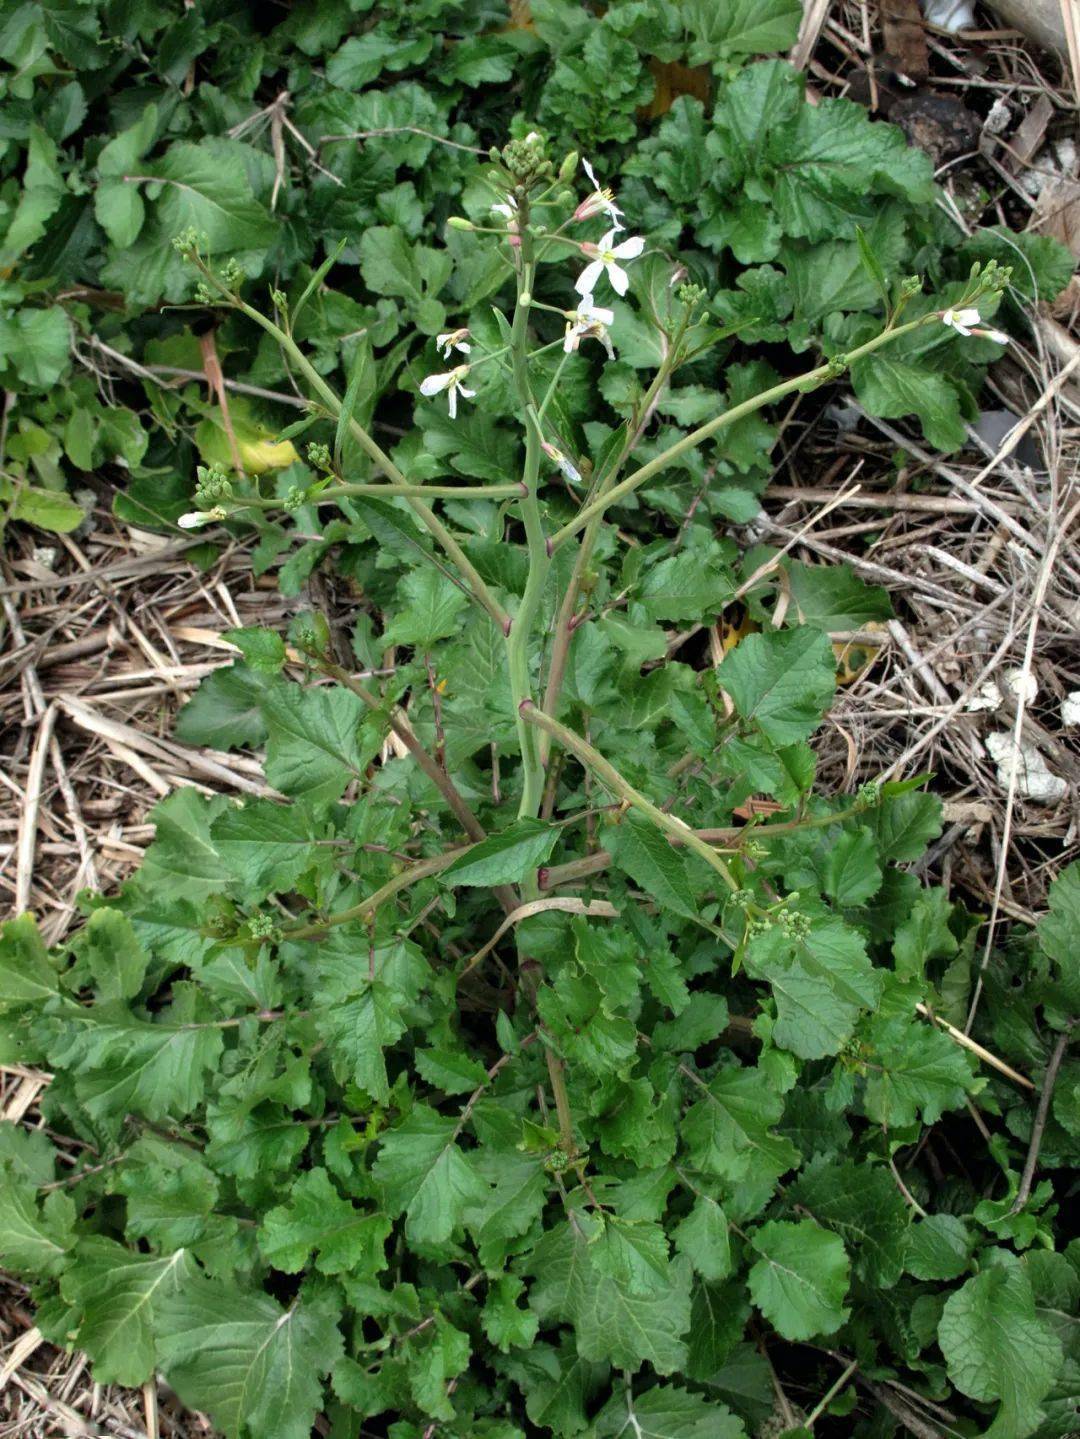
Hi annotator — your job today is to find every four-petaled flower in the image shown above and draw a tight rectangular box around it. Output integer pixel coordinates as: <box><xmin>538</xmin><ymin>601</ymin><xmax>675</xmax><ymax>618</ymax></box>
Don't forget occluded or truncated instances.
<box><xmin>437</xmin><ymin>328</ymin><xmax>471</xmax><ymax>359</ymax></box>
<box><xmin>541</xmin><ymin>440</ymin><xmax>582</xmax><ymax>485</ymax></box>
<box><xmin>942</xmin><ymin>307</ymin><xmax>1008</xmax><ymax>343</ymax></box>
<box><xmin>564</xmin><ymin>296</ymin><xmax>615</xmax><ymax>358</ymax></box>
<box><xmin>178</xmin><ymin>506</ymin><xmax>227</xmax><ymax>529</ymax></box>
<box><xmin>575</xmin><ymin>228</ymin><xmax>645</xmax><ymax>297</ymax></box>
<box><xmin>573</xmin><ymin>158</ymin><xmax>624</xmax><ymax>230</ymax></box>
<box><xmin>420</xmin><ymin>365</ymin><xmax>475</xmax><ymax>419</ymax></box>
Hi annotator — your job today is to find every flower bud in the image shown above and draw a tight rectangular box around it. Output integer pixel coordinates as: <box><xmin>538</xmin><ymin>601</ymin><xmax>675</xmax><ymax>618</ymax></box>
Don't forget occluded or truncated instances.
<box><xmin>559</xmin><ymin>151</ymin><xmax>579</xmax><ymax>182</ymax></box>
<box><xmin>447</xmin><ymin>216</ymin><xmax>475</xmax><ymax>231</ymax></box>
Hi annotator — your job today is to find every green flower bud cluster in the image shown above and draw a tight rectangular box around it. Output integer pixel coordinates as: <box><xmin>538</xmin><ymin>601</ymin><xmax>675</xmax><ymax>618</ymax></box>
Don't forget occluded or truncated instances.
<box><xmin>248</xmin><ymin>913</ymin><xmax>282</xmax><ymax>943</ymax></box>
<box><xmin>194</xmin><ymin>464</ymin><xmax>232</xmax><ymax>509</ymax></box>
<box><xmin>283</xmin><ymin>485</ymin><xmax>307</xmax><ymax>513</ymax></box>
<box><xmin>676</xmin><ymin>282</ymin><xmax>707</xmax><ymax>311</ymax></box>
<box><xmin>969</xmin><ymin>257</ymin><xmax>1011</xmax><ymax>295</ymax></box>
<box><xmin>728</xmin><ymin>888</ymin><xmax>756</xmax><ymax>911</ymax></box>
<box><xmin>899</xmin><ymin>274</ymin><xmax>922</xmax><ymax>299</ymax></box>
<box><xmin>855</xmin><ymin>781</ymin><xmax>882</xmax><ymax>811</ymax></box>
<box><xmin>496</xmin><ymin>131</ymin><xmax>552</xmax><ymax>186</ymax></box>
<box><xmin>307</xmin><ymin>442</ymin><xmax>333</xmax><ymax>471</ymax></box>
<box><xmin>172</xmin><ymin>227</ymin><xmax>202</xmax><ymax>256</ymax></box>
<box><xmin>220</xmin><ymin>257</ymin><xmax>245</xmax><ymax>290</ymax></box>
<box><xmin>776</xmin><ymin>906</ymin><xmax>811</xmax><ymax>941</ymax></box>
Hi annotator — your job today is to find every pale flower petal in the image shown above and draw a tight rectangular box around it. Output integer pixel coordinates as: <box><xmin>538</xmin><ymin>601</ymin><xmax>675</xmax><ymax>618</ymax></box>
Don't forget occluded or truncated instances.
<box><xmin>607</xmin><ymin>261</ymin><xmax>630</xmax><ymax>297</ymax></box>
<box><xmin>611</xmin><ymin>234</ymin><xmax>645</xmax><ymax>260</ymax></box>
<box><xmin>420</xmin><ymin>372</ymin><xmax>453</xmax><ymax>396</ymax></box>
<box><xmin>575</xmin><ymin>258</ymin><xmax>605</xmax><ymax>296</ymax></box>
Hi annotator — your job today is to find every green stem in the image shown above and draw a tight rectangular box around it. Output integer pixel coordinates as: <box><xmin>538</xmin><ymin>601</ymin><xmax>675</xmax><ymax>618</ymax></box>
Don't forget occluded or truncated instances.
<box><xmin>538</xmin><ymin>351</ymin><xmax>675</xmax><ymax>776</ymax></box>
<box><xmin>805</xmin><ymin>1359</ymin><xmax>859</xmax><ymax>1430</ymax></box>
<box><xmin>212</xmin><ymin>279</ymin><xmax>510</xmax><ymax>633</ymax></box>
<box><xmin>282</xmin><ymin>847</ymin><xmax>468</xmax><ymax>941</ymax></box>
<box><xmin>548</xmin><ymin>316</ymin><xmax>929</xmax><ymax>551</ymax></box>
<box><xmin>505</xmin><ymin>216</ymin><xmax>552</xmax><ymax>828</ymax></box>
<box><xmin>247</xmin><ymin>481</ymin><xmax>525</xmax><ymax>506</ymax></box>
<box><xmin>520</xmin><ymin>701</ymin><xmax>738</xmax><ymax>893</ymax></box>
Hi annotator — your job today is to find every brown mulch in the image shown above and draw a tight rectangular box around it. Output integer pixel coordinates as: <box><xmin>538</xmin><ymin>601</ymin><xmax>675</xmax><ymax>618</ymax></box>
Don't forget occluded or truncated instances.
<box><xmin>2</xmin><ymin>1</ymin><xmax>1079</xmax><ymax>1432</ymax></box>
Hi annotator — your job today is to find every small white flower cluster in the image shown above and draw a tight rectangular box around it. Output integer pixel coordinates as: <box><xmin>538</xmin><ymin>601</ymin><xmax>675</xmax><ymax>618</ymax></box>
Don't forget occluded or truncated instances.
<box><xmin>941</xmin><ymin>307</ymin><xmax>1008</xmax><ymax>344</ymax></box>
<box><xmin>420</xmin><ymin>154</ymin><xmax>643</xmax><ymax>445</ymax></box>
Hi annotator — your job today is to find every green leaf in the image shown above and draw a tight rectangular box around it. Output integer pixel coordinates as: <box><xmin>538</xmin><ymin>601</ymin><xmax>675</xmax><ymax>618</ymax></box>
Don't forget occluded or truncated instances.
<box><xmin>746</xmin><ymin>917</ymin><xmax>882</xmax><ymax>1059</ymax></box>
<box><xmin>443</xmin><ymin>818</ymin><xmax>558</xmax><ymax>887</ymax></box>
<box><xmin>785</xmin><ymin>560</ymin><xmax>892</xmax><ymax>632</ymax></box>
<box><xmin>683</xmin><ymin>0</ymin><xmax>801</xmax><ymax>64</ymax></box>
<box><xmin>132</xmin><ymin>789</ymin><xmax>227</xmax><ymax>903</ymax></box>
<box><xmin>49</xmin><ymin>997</ymin><xmax>224</xmax><ymax>1128</ymax></box>
<box><xmin>905</xmin><ymin>1214</ymin><xmax>975</xmax><ymax>1281</ymax></box>
<box><xmin>211</xmin><ymin>799</ymin><xmax>317</xmax><ymax>894</ymax></box>
<box><xmin>95</xmin><ymin>104</ymin><xmax>157</xmax><ymax>247</ymax></box>
<box><xmin>861</xmin><ymin>1014</ymin><xmax>977</xmax><ymax>1126</ymax></box>
<box><xmin>312</xmin><ymin>938</ymin><xmax>427</xmax><ymax>1102</ymax></box>
<box><xmin>81</xmin><ymin>908</ymin><xmax>147</xmax><ymax>1001</ymax></box>
<box><xmin>359</xmin><ymin>225</ymin><xmax>451</xmax><ymax>333</ymax></box>
<box><xmin>415</xmin><ymin>1047</ymin><xmax>489</xmax><ymax>1095</ymax></box>
<box><xmin>939</xmin><ymin>1259</ymin><xmax>1063</xmax><ymax>1439</ymax></box>
<box><xmin>673</xmin><ymin>1195</ymin><xmax>732</xmax><ymax>1283</ymax></box>
<box><xmin>0</xmin><ymin>305</ymin><xmax>70</xmax><ymax>388</ymax></box>
<box><xmin>0</xmin><ymin>913</ymin><xmax>59</xmax><ymax>1011</ymax></box>
<box><xmin>152</xmin><ymin>139</ymin><xmax>275</xmax><ymax>255</ymax></box>
<box><xmin>682</xmin><ymin>1065</ymin><xmax>801</xmax><ymax>1183</ymax></box>
<box><xmin>789</xmin><ymin>1157</ymin><xmax>909</xmax><ymax>1287</ymax></box>
<box><xmin>504</xmin><ymin>1341</ymin><xmax>604</xmax><ymax>1436</ymax></box>
<box><xmin>174</xmin><ymin>664</ymin><xmax>275</xmax><ymax>750</ymax></box>
<box><xmin>1</xmin><ymin>126</ymin><xmax>64</xmax><ymax>264</ymax></box>
<box><xmin>372</xmin><ymin>1105</ymin><xmax>488</xmax><ymax>1245</ymax></box>
<box><xmin>870</xmin><ymin>790</ymin><xmax>942</xmax><ymax>862</ymax></box>
<box><xmin>748</xmin><ymin>1219</ymin><xmax>850</xmax><ymax>1341</ymax></box>
<box><xmin>851</xmin><ymin>353</ymin><xmax>968</xmax><ymax>453</ymax></box>
<box><xmin>961</xmin><ymin>226</ymin><xmax>1076</xmax><ymax>303</ymax></box>
<box><xmin>607</xmin><ymin>812</ymin><xmax>698</xmax><ymax>921</ymax></box>
<box><xmin>638</xmin><ymin>550</ymin><xmax>735</xmax><ymax>622</ymax></box>
<box><xmin>0</xmin><ymin>1178</ymin><xmax>75</xmax><ymax>1276</ymax></box>
<box><xmin>381</xmin><ymin>566</ymin><xmax>469</xmax><ymax>648</ymax></box>
<box><xmin>717</xmin><ymin>627</ymin><xmax>836</xmax><ymax>745</ymax></box>
<box><xmin>261</xmin><ymin>683</ymin><xmax>368</xmax><ymax>805</ymax></box>
<box><xmin>258</xmin><ymin>1168</ymin><xmax>390</xmax><ymax>1276</ymax></box>
<box><xmin>62</xmin><ymin>1240</ymin><xmax>196</xmax><ymax>1385</ymax></box>
<box><xmin>157</xmin><ymin>1280</ymin><xmax>344</xmax><ymax>1439</ymax></box>
<box><xmin>11</xmin><ymin>483</ymin><xmax>84</xmax><ymax>531</ymax></box>
<box><xmin>821</xmin><ymin>828</ymin><xmax>882</xmax><ymax>906</ymax></box>
<box><xmin>595</xmin><ymin>1381</ymin><xmax>747</xmax><ymax>1438</ymax></box>
<box><xmin>482</xmin><ymin>1274</ymin><xmax>539</xmax><ymax>1354</ymax></box>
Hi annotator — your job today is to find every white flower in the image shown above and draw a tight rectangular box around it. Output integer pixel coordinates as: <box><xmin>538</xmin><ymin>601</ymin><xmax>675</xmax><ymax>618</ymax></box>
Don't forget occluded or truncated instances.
<box><xmin>942</xmin><ymin>307</ymin><xmax>1009</xmax><ymax>344</ymax></box>
<box><xmin>541</xmin><ymin>440</ymin><xmax>582</xmax><ymax>485</ymax></box>
<box><xmin>491</xmin><ymin>196</ymin><xmax>518</xmax><ymax>220</ymax></box>
<box><xmin>573</xmin><ymin>158</ymin><xmax>624</xmax><ymax>229</ymax></box>
<box><xmin>564</xmin><ymin>295</ymin><xmax>615</xmax><ymax>357</ymax></box>
<box><xmin>575</xmin><ymin>228</ymin><xmax>645</xmax><ymax>298</ymax></box>
<box><xmin>177</xmin><ymin>507</ymin><xmax>227</xmax><ymax>529</ymax></box>
<box><xmin>941</xmin><ymin>307</ymin><xmax>982</xmax><ymax>336</ymax></box>
<box><xmin>437</xmin><ymin>328</ymin><xmax>471</xmax><ymax>359</ymax></box>
<box><xmin>419</xmin><ymin>365</ymin><xmax>475</xmax><ymax>419</ymax></box>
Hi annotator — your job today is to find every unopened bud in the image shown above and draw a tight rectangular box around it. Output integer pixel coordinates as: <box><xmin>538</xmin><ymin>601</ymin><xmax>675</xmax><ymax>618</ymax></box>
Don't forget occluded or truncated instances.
<box><xmin>519</xmin><ymin>291</ymin><xmax>531</xmax><ymax>306</ymax></box>
<box><xmin>447</xmin><ymin>216</ymin><xmax>475</xmax><ymax>232</ymax></box>
<box><xmin>559</xmin><ymin>151</ymin><xmax>579</xmax><ymax>182</ymax></box>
